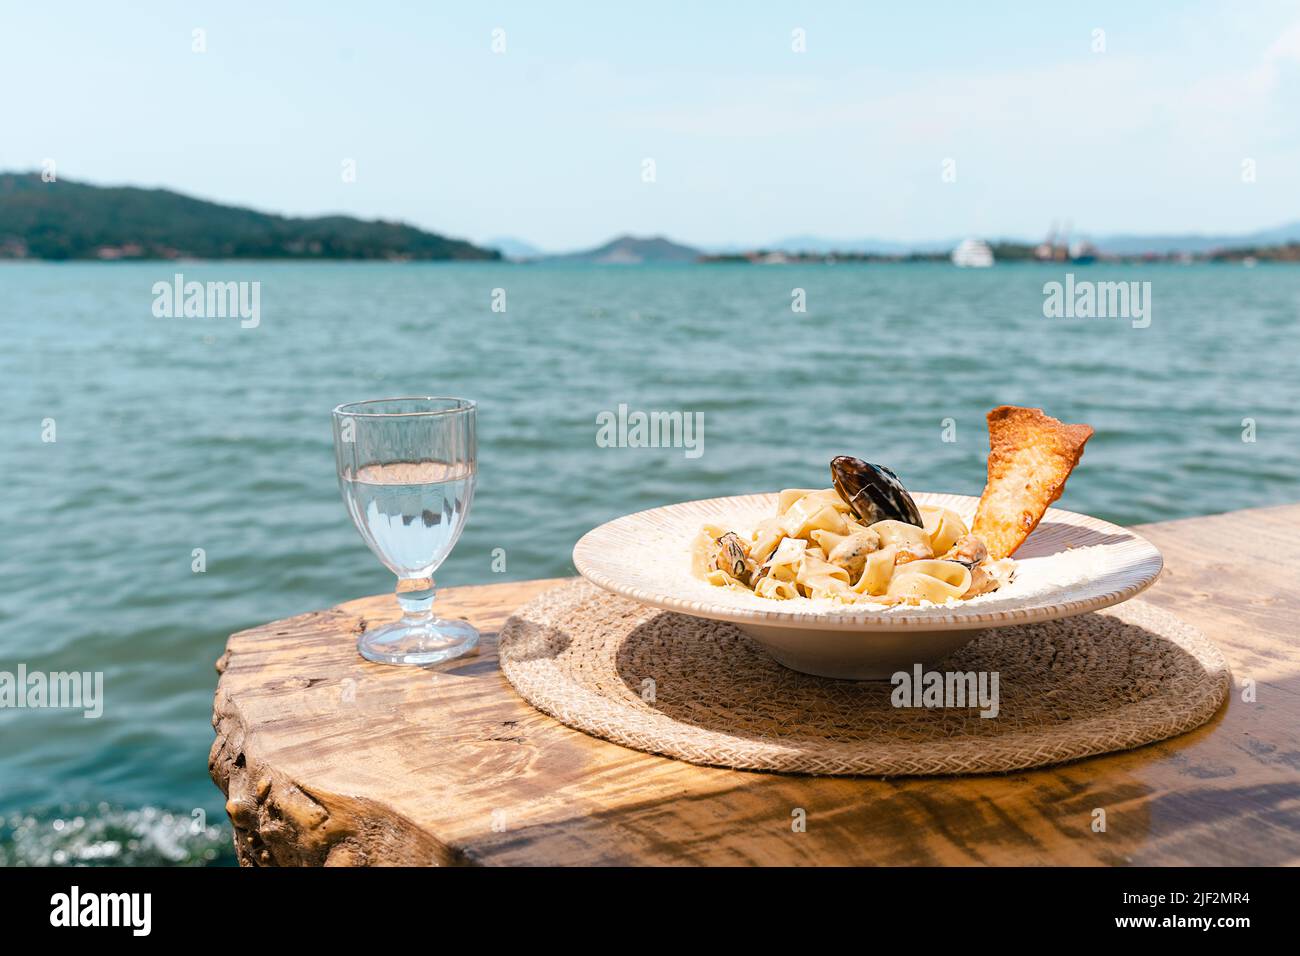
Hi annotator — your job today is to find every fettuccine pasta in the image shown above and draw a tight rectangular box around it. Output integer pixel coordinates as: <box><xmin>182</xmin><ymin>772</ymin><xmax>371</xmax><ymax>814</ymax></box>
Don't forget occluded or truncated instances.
<box><xmin>693</xmin><ymin>483</ymin><xmax>1014</xmax><ymax>606</ymax></box>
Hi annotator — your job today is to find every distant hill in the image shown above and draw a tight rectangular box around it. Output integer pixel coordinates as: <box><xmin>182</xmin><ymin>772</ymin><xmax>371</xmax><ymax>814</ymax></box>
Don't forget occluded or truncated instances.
<box><xmin>485</xmin><ymin>236</ymin><xmax>547</xmax><ymax>261</ymax></box>
<box><xmin>742</xmin><ymin>224</ymin><xmax>1300</xmax><ymax>257</ymax></box>
<box><xmin>547</xmin><ymin>234</ymin><xmax>701</xmax><ymax>264</ymax></box>
<box><xmin>758</xmin><ymin>235</ymin><xmax>956</xmax><ymax>255</ymax></box>
<box><xmin>1089</xmin><ymin>224</ymin><xmax>1300</xmax><ymax>255</ymax></box>
<box><xmin>0</xmin><ymin>173</ymin><xmax>499</xmax><ymax>261</ymax></box>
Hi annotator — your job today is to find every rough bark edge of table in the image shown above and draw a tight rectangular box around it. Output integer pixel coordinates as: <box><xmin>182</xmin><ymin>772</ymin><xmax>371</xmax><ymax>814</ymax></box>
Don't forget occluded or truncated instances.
<box><xmin>209</xmin><ymin>646</ymin><xmax>469</xmax><ymax>867</ymax></box>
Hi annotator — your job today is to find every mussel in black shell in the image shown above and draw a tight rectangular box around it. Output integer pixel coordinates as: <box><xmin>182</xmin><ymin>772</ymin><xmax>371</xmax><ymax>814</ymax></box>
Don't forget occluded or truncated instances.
<box><xmin>830</xmin><ymin>456</ymin><xmax>924</xmax><ymax>527</ymax></box>
<box><xmin>713</xmin><ymin>531</ymin><xmax>754</xmax><ymax>582</ymax></box>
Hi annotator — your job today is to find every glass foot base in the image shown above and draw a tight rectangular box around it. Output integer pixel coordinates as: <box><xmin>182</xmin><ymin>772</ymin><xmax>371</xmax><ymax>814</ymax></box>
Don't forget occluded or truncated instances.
<box><xmin>357</xmin><ymin>616</ymin><xmax>480</xmax><ymax>666</ymax></box>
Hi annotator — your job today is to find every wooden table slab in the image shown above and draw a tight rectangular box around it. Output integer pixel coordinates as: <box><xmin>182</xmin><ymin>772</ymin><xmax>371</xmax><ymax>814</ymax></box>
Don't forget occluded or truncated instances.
<box><xmin>210</xmin><ymin>504</ymin><xmax>1300</xmax><ymax>866</ymax></box>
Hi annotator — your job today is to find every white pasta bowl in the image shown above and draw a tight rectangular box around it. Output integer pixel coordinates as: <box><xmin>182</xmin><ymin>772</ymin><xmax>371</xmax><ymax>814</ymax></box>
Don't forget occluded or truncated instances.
<box><xmin>573</xmin><ymin>492</ymin><xmax>1163</xmax><ymax>680</ymax></box>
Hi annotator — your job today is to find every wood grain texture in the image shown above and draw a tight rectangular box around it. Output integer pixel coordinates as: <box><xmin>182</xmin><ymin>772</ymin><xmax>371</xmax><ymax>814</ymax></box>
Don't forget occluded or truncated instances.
<box><xmin>210</xmin><ymin>504</ymin><xmax>1300</xmax><ymax>866</ymax></box>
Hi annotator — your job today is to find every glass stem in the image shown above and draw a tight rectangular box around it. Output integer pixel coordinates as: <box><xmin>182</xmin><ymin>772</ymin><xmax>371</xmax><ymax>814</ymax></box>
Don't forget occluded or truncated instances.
<box><xmin>396</xmin><ymin>575</ymin><xmax>435</xmax><ymax>626</ymax></box>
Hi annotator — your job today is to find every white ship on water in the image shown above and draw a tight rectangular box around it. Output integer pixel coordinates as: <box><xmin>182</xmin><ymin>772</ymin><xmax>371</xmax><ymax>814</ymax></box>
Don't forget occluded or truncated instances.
<box><xmin>951</xmin><ymin>238</ymin><xmax>995</xmax><ymax>267</ymax></box>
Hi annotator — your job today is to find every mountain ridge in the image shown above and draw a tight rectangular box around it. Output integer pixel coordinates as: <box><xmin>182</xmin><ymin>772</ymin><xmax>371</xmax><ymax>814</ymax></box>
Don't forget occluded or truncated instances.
<box><xmin>498</xmin><ymin>223</ymin><xmax>1300</xmax><ymax>260</ymax></box>
<box><xmin>5</xmin><ymin>171</ymin><xmax>1298</xmax><ymax>262</ymax></box>
<box><xmin>542</xmin><ymin>234</ymin><xmax>701</xmax><ymax>264</ymax></box>
<box><xmin>712</xmin><ymin>224</ymin><xmax>1300</xmax><ymax>257</ymax></box>
<box><xmin>0</xmin><ymin>173</ymin><xmax>499</xmax><ymax>261</ymax></box>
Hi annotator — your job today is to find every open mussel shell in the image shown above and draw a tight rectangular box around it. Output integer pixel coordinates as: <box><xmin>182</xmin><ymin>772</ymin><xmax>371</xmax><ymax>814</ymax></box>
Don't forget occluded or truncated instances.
<box><xmin>830</xmin><ymin>456</ymin><xmax>924</xmax><ymax>527</ymax></box>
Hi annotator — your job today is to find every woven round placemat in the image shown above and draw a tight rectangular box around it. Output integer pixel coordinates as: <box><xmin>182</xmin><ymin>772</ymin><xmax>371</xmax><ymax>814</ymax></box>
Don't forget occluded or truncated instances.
<box><xmin>498</xmin><ymin>580</ymin><xmax>1230</xmax><ymax>776</ymax></box>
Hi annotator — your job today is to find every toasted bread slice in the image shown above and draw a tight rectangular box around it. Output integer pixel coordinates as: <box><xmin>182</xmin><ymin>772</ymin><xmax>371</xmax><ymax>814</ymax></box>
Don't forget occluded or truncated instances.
<box><xmin>971</xmin><ymin>406</ymin><xmax>1094</xmax><ymax>559</ymax></box>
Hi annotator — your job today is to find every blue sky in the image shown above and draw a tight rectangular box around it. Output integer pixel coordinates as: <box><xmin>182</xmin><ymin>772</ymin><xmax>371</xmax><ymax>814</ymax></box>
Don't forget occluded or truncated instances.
<box><xmin>4</xmin><ymin>1</ymin><xmax>1300</xmax><ymax>250</ymax></box>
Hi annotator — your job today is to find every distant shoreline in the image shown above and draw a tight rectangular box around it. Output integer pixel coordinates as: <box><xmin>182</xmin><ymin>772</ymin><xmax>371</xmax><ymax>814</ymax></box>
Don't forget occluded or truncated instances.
<box><xmin>7</xmin><ymin>173</ymin><xmax>1300</xmax><ymax>267</ymax></box>
<box><xmin>1</xmin><ymin>257</ymin><xmax>1291</xmax><ymax>266</ymax></box>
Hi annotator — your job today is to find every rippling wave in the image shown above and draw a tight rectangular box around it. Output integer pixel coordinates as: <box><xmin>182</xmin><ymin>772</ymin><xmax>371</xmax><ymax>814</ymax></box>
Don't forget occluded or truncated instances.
<box><xmin>0</xmin><ymin>804</ymin><xmax>234</xmax><ymax>866</ymax></box>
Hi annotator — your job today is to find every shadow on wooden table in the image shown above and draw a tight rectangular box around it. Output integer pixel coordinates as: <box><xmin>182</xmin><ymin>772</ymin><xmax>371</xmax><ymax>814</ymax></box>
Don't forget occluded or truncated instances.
<box><xmin>609</xmin><ymin>609</ymin><xmax>1222</xmax><ymax>747</ymax></box>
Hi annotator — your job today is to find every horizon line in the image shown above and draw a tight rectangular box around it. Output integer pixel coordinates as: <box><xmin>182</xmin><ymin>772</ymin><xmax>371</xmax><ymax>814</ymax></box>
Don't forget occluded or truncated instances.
<box><xmin>5</xmin><ymin>169</ymin><xmax>1299</xmax><ymax>257</ymax></box>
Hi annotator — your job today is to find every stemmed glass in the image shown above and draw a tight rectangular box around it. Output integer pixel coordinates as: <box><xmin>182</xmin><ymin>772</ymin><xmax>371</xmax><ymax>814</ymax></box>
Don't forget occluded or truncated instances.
<box><xmin>331</xmin><ymin>397</ymin><xmax>479</xmax><ymax>665</ymax></box>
